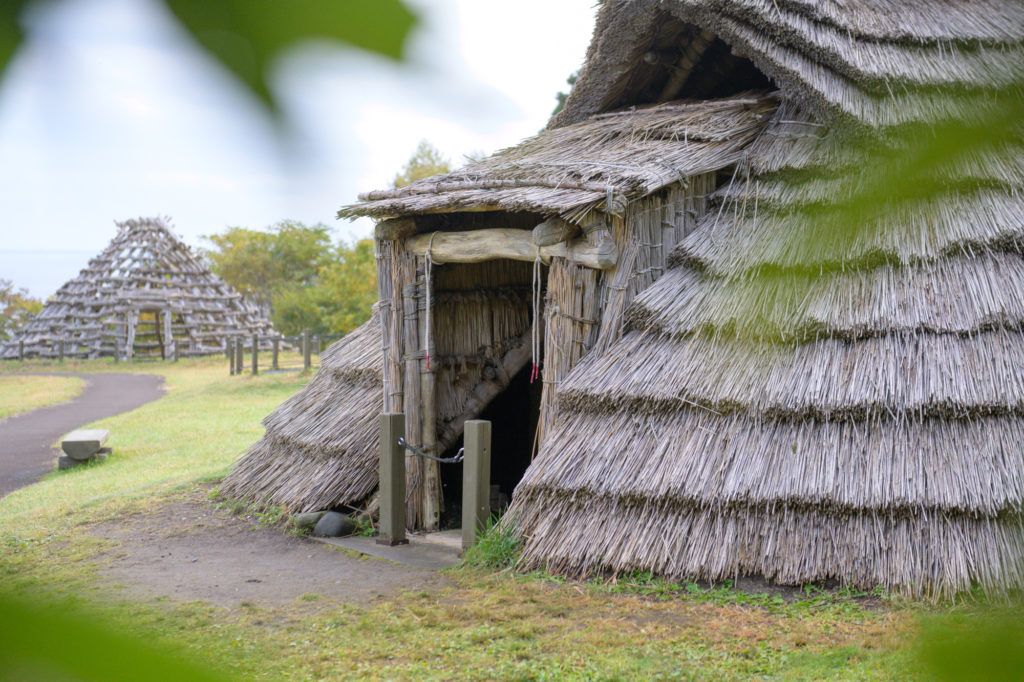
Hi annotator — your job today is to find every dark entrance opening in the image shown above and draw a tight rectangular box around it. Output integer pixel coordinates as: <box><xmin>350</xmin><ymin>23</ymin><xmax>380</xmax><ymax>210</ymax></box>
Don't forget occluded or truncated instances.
<box><xmin>438</xmin><ymin>361</ymin><xmax>542</xmax><ymax>529</ymax></box>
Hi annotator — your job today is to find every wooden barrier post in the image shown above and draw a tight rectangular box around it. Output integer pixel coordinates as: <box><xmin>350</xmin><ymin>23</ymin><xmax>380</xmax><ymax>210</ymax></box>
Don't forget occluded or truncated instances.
<box><xmin>461</xmin><ymin>420</ymin><xmax>492</xmax><ymax>551</ymax></box>
<box><xmin>251</xmin><ymin>334</ymin><xmax>259</xmax><ymax>375</ymax></box>
<box><xmin>313</xmin><ymin>334</ymin><xmax>321</xmax><ymax>357</ymax></box>
<box><xmin>18</xmin><ymin>339</ymin><xmax>24</xmax><ymax>361</ymax></box>
<box><xmin>234</xmin><ymin>337</ymin><xmax>244</xmax><ymax>375</ymax></box>
<box><xmin>378</xmin><ymin>413</ymin><xmax>407</xmax><ymax>546</ymax></box>
<box><xmin>272</xmin><ymin>337</ymin><xmax>280</xmax><ymax>370</ymax></box>
<box><xmin>302</xmin><ymin>330</ymin><xmax>311</xmax><ymax>371</ymax></box>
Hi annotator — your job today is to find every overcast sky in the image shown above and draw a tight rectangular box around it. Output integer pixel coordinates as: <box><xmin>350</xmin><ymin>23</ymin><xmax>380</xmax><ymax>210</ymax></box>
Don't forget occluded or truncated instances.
<box><xmin>0</xmin><ymin>0</ymin><xmax>596</xmax><ymax>297</ymax></box>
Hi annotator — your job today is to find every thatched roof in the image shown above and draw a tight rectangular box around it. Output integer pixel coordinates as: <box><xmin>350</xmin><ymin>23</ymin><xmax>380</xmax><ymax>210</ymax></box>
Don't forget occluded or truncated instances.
<box><xmin>509</xmin><ymin>47</ymin><xmax>1024</xmax><ymax>597</ymax></box>
<box><xmin>339</xmin><ymin>95</ymin><xmax>778</xmax><ymax>223</ymax></box>
<box><xmin>0</xmin><ymin>218</ymin><xmax>274</xmax><ymax>359</ymax></box>
<box><xmin>553</xmin><ymin>0</ymin><xmax>1024</xmax><ymax>130</ymax></box>
<box><xmin>220</xmin><ymin>315</ymin><xmax>382</xmax><ymax>512</ymax></box>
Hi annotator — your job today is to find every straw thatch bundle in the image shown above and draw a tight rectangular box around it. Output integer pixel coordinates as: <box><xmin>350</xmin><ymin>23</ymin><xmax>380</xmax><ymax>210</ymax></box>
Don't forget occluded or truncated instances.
<box><xmin>505</xmin><ymin>1</ymin><xmax>1024</xmax><ymax>598</ymax></box>
<box><xmin>0</xmin><ymin>218</ymin><xmax>274</xmax><ymax>359</ymax></box>
<box><xmin>220</xmin><ymin>315</ymin><xmax>382</xmax><ymax>512</ymax></box>
<box><xmin>339</xmin><ymin>95</ymin><xmax>776</xmax><ymax>224</ymax></box>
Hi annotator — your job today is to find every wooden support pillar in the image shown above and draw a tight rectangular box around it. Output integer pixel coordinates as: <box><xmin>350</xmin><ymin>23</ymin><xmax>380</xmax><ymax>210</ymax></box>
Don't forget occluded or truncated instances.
<box><xmin>377</xmin><ymin>413</ymin><xmax>408</xmax><ymax>546</ymax></box>
<box><xmin>251</xmin><ymin>334</ymin><xmax>259</xmax><ymax>375</ymax></box>
<box><xmin>229</xmin><ymin>338</ymin><xmax>236</xmax><ymax>375</ymax></box>
<box><xmin>461</xmin><ymin>420</ymin><xmax>492</xmax><ymax>551</ymax></box>
<box><xmin>162</xmin><ymin>310</ymin><xmax>175</xmax><ymax>361</ymax></box>
<box><xmin>302</xmin><ymin>330</ymin><xmax>311</xmax><ymax>371</ymax></box>
<box><xmin>125</xmin><ymin>311</ymin><xmax>136</xmax><ymax>360</ymax></box>
<box><xmin>272</xmin><ymin>337</ymin><xmax>280</xmax><ymax>370</ymax></box>
<box><xmin>18</xmin><ymin>339</ymin><xmax>24</xmax><ymax>361</ymax></box>
<box><xmin>418</xmin><ymin>268</ymin><xmax>440</xmax><ymax>531</ymax></box>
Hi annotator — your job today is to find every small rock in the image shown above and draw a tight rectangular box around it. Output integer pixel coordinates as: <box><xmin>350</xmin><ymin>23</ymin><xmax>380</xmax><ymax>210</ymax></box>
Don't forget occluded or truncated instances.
<box><xmin>292</xmin><ymin>511</ymin><xmax>328</xmax><ymax>531</ymax></box>
<box><xmin>312</xmin><ymin>511</ymin><xmax>356</xmax><ymax>538</ymax></box>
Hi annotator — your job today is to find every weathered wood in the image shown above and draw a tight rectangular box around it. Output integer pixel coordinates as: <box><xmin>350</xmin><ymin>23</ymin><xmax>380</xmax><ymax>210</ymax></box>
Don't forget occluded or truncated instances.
<box><xmin>302</xmin><ymin>330</ymin><xmax>311</xmax><ymax>371</ymax></box>
<box><xmin>531</xmin><ymin>218</ymin><xmax>580</xmax><ymax>247</ymax></box>
<box><xmin>374</xmin><ymin>217</ymin><xmax>419</xmax><ymax>241</ymax></box>
<box><xmin>407</xmin><ymin>228</ymin><xmax>616</xmax><ymax>270</ymax></box>
<box><xmin>162</xmin><ymin>309</ymin><xmax>175</xmax><ymax>360</ymax></box>
<box><xmin>461</xmin><ymin>420</ymin><xmax>492</xmax><ymax>551</ymax></box>
<box><xmin>377</xmin><ymin>413</ymin><xmax>408</xmax><ymax>546</ymax></box>
<box><xmin>58</xmin><ymin>338</ymin><xmax>65</xmax><ymax>363</ymax></box>
<box><xmin>401</xmin><ymin>278</ymin><xmax>424</xmax><ymax>529</ymax></box>
<box><xmin>251</xmin><ymin>333</ymin><xmax>259</xmax><ymax>375</ymax></box>
<box><xmin>62</xmin><ymin>429</ymin><xmax>109</xmax><ymax>461</ymax></box>
<box><xmin>229</xmin><ymin>338</ymin><xmax>236</xmax><ymax>375</ymax></box>
<box><xmin>234</xmin><ymin>337</ymin><xmax>244</xmax><ymax>374</ymax></box>
<box><xmin>272</xmin><ymin>337</ymin><xmax>279</xmax><ymax>370</ymax></box>
<box><xmin>418</xmin><ymin>264</ymin><xmax>440</xmax><ymax>532</ymax></box>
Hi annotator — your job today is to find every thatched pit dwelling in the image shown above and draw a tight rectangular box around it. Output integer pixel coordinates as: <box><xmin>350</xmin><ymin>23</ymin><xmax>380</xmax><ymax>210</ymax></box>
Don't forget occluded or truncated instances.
<box><xmin>1</xmin><ymin>217</ymin><xmax>275</xmax><ymax>360</ymax></box>
<box><xmin>224</xmin><ymin>0</ymin><xmax>1024</xmax><ymax>597</ymax></box>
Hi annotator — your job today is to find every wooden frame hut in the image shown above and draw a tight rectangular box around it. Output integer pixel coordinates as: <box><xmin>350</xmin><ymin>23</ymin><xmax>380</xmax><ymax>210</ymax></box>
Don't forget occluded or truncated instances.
<box><xmin>225</xmin><ymin>0</ymin><xmax>1024</xmax><ymax>597</ymax></box>
<box><xmin>1</xmin><ymin>217</ymin><xmax>275</xmax><ymax>359</ymax></box>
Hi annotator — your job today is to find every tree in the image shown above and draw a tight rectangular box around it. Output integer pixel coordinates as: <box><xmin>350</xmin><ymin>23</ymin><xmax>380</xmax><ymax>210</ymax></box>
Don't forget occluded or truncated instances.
<box><xmin>392</xmin><ymin>141</ymin><xmax>451</xmax><ymax>188</ymax></box>
<box><xmin>318</xmin><ymin>238</ymin><xmax>377</xmax><ymax>334</ymax></box>
<box><xmin>552</xmin><ymin>71</ymin><xmax>578</xmax><ymax>116</ymax></box>
<box><xmin>203</xmin><ymin>221</ymin><xmax>333</xmax><ymax>314</ymax></box>
<box><xmin>0</xmin><ymin>279</ymin><xmax>42</xmax><ymax>342</ymax></box>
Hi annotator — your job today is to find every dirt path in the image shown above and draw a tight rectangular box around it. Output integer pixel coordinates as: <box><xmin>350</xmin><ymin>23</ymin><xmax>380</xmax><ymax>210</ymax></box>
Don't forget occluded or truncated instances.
<box><xmin>92</xmin><ymin>497</ymin><xmax>448</xmax><ymax>608</ymax></box>
<box><xmin>0</xmin><ymin>373</ymin><xmax>164</xmax><ymax>496</ymax></box>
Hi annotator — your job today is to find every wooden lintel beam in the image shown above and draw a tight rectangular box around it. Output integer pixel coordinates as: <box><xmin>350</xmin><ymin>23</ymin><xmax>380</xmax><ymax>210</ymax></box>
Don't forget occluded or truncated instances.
<box><xmin>406</xmin><ymin>228</ymin><xmax>616</xmax><ymax>270</ymax></box>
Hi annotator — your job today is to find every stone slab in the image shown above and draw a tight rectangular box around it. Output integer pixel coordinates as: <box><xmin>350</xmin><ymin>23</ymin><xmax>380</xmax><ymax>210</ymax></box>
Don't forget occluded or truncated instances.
<box><xmin>61</xmin><ymin>429</ymin><xmax>110</xmax><ymax>460</ymax></box>
<box><xmin>312</xmin><ymin>529</ymin><xmax>462</xmax><ymax>570</ymax></box>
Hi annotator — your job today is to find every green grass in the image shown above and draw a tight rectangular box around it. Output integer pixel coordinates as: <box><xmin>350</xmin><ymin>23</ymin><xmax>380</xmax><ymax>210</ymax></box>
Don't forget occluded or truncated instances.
<box><xmin>0</xmin><ymin>374</ymin><xmax>85</xmax><ymax>420</ymax></box>
<box><xmin>0</xmin><ymin>357</ymin><xmax>1013</xmax><ymax>680</ymax></box>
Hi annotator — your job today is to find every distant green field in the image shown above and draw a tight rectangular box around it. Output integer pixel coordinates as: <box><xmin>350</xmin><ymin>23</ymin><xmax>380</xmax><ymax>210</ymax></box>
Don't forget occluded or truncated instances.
<box><xmin>0</xmin><ymin>374</ymin><xmax>85</xmax><ymax>420</ymax></box>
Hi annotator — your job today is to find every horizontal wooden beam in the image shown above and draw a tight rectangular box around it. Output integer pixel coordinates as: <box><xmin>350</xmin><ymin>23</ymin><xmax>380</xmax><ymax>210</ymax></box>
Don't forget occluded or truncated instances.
<box><xmin>406</xmin><ymin>228</ymin><xmax>616</xmax><ymax>270</ymax></box>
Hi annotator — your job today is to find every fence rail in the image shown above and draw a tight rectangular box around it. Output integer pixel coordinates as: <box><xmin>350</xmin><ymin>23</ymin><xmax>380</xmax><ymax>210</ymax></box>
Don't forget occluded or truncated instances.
<box><xmin>228</xmin><ymin>331</ymin><xmax>343</xmax><ymax>376</ymax></box>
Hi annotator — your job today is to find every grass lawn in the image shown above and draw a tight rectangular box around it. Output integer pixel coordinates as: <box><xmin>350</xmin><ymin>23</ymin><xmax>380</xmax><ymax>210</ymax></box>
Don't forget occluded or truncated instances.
<box><xmin>0</xmin><ymin>357</ymin><xmax>1018</xmax><ymax>680</ymax></box>
<box><xmin>0</xmin><ymin>374</ymin><xmax>85</xmax><ymax>420</ymax></box>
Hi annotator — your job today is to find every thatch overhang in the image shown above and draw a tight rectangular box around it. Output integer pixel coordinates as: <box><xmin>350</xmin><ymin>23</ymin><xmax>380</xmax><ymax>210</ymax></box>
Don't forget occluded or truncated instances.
<box><xmin>339</xmin><ymin>94</ymin><xmax>778</xmax><ymax>224</ymax></box>
<box><xmin>220</xmin><ymin>314</ymin><xmax>383</xmax><ymax>512</ymax></box>
<box><xmin>552</xmin><ymin>0</ymin><xmax>1024</xmax><ymax>131</ymax></box>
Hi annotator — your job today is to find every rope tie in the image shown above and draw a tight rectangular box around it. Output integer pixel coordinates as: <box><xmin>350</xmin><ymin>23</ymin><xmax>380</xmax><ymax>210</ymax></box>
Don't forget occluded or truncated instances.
<box><xmin>530</xmin><ymin>246</ymin><xmax>542</xmax><ymax>384</ymax></box>
<box><xmin>424</xmin><ymin>232</ymin><xmax>437</xmax><ymax>371</ymax></box>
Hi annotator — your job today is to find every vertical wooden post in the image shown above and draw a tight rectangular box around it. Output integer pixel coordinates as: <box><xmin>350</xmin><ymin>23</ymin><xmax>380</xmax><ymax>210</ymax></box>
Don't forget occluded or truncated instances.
<box><xmin>272</xmin><ymin>337</ymin><xmax>279</xmax><ymax>370</ymax></box>
<box><xmin>302</xmin><ymin>330</ymin><xmax>311</xmax><ymax>371</ymax></box>
<box><xmin>162</xmin><ymin>309</ymin><xmax>175</xmax><ymax>361</ymax></box>
<box><xmin>18</xmin><ymin>339</ymin><xmax>24</xmax><ymax>361</ymax></box>
<box><xmin>462</xmin><ymin>420</ymin><xmax>492</xmax><ymax>551</ymax></box>
<box><xmin>251</xmin><ymin>334</ymin><xmax>259</xmax><ymax>375</ymax></box>
<box><xmin>419</xmin><ymin>270</ymin><xmax>440</xmax><ymax>531</ymax></box>
<box><xmin>377</xmin><ymin>413</ymin><xmax>407</xmax><ymax>546</ymax></box>
<box><xmin>313</xmin><ymin>334</ymin><xmax>321</xmax><ymax>357</ymax></box>
<box><xmin>58</xmin><ymin>338</ymin><xmax>65</xmax><ymax>363</ymax></box>
<box><xmin>113</xmin><ymin>337</ymin><xmax>120</xmax><ymax>363</ymax></box>
<box><xmin>234</xmin><ymin>337</ymin><xmax>244</xmax><ymax>375</ymax></box>
<box><xmin>229</xmin><ymin>338</ymin><xmax>236</xmax><ymax>375</ymax></box>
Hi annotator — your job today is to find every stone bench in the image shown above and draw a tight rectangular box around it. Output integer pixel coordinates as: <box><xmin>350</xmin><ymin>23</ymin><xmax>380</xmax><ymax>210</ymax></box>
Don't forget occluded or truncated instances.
<box><xmin>58</xmin><ymin>429</ymin><xmax>111</xmax><ymax>470</ymax></box>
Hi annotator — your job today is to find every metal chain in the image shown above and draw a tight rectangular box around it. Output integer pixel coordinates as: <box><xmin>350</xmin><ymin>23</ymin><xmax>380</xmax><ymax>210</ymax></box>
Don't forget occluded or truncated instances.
<box><xmin>397</xmin><ymin>436</ymin><xmax>464</xmax><ymax>464</ymax></box>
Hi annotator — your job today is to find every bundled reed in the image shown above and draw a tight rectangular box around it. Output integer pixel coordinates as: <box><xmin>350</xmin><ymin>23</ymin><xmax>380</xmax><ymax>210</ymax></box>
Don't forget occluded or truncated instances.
<box><xmin>508</xmin><ymin>0</ymin><xmax>1024</xmax><ymax>598</ymax></box>
<box><xmin>553</xmin><ymin>0</ymin><xmax>1024</xmax><ymax>131</ymax></box>
<box><xmin>1</xmin><ymin>217</ymin><xmax>274</xmax><ymax>359</ymax></box>
<box><xmin>220</xmin><ymin>315</ymin><xmax>383</xmax><ymax>512</ymax></box>
<box><xmin>339</xmin><ymin>95</ymin><xmax>775</xmax><ymax>224</ymax></box>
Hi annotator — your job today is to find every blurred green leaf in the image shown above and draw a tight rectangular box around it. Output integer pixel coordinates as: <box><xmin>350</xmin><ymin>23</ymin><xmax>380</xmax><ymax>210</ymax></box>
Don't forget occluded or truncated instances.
<box><xmin>0</xmin><ymin>591</ymin><xmax>237</xmax><ymax>681</ymax></box>
<box><xmin>0</xmin><ymin>0</ymin><xmax>30</xmax><ymax>85</ymax></box>
<box><xmin>164</xmin><ymin>0</ymin><xmax>418</xmax><ymax>116</ymax></box>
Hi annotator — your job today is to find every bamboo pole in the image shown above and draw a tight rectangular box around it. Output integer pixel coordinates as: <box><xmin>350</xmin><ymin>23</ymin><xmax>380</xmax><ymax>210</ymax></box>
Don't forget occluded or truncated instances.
<box><xmin>418</xmin><ymin>261</ymin><xmax>440</xmax><ymax>531</ymax></box>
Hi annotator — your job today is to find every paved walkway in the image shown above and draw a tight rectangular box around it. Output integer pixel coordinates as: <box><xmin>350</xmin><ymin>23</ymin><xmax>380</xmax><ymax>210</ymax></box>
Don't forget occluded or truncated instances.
<box><xmin>0</xmin><ymin>373</ymin><xmax>164</xmax><ymax>496</ymax></box>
